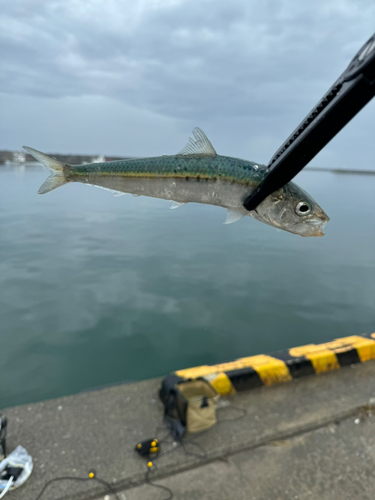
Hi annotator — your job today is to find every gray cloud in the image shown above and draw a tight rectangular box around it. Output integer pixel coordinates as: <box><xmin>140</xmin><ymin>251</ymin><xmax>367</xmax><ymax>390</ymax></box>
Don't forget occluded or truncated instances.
<box><xmin>0</xmin><ymin>0</ymin><xmax>374</xmax><ymax>165</ymax></box>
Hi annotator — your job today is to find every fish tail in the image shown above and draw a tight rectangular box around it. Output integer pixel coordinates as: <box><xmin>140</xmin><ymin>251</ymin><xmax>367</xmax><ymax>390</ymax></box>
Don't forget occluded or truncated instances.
<box><xmin>22</xmin><ymin>146</ymin><xmax>69</xmax><ymax>194</ymax></box>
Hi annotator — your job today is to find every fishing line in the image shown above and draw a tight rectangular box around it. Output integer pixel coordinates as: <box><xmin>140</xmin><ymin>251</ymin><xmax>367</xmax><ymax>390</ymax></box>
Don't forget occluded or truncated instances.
<box><xmin>139</xmin><ymin>400</ymin><xmax>247</xmax><ymax>498</ymax></box>
<box><xmin>33</xmin><ymin>401</ymin><xmax>246</xmax><ymax>500</ymax></box>
<box><xmin>216</xmin><ymin>401</ymin><xmax>248</xmax><ymax>423</ymax></box>
<box><xmin>145</xmin><ymin>463</ymin><xmax>174</xmax><ymax>500</ymax></box>
<box><xmin>33</xmin><ymin>471</ymin><xmax>121</xmax><ymax>500</ymax></box>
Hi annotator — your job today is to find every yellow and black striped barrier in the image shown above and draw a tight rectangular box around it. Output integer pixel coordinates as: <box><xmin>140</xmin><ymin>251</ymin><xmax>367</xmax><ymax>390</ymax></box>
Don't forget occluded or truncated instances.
<box><xmin>167</xmin><ymin>333</ymin><xmax>375</xmax><ymax>396</ymax></box>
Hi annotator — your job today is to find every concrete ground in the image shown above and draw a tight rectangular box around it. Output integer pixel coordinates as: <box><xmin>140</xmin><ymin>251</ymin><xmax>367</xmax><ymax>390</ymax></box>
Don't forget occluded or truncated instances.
<box><xmin>118</xmin><ymin>412</ymin><xmax>375</xmax><ymax>500</ymax></box>
<box><xmin>3</xmin><ymin>361</ymin><xmax>375</xmax><ymax>500</ymax></box>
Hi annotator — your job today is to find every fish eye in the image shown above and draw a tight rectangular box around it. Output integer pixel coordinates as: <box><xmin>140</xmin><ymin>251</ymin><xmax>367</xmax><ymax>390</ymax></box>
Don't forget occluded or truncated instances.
<box><xmin>295</xmin><ymin>201</ymin><xmax>311</xmax><ymax>216</ymax></box>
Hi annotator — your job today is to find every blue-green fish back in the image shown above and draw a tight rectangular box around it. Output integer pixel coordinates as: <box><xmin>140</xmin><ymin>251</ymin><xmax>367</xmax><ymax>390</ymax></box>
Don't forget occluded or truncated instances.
<box><xmin>69</xmin><ymin>155</ymin><xmax>266</xmax><ymax>187</ymax></box>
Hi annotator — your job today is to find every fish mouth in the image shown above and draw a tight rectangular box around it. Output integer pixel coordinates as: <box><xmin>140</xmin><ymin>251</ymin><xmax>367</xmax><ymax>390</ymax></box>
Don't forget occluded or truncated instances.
<box><xmin>306</xmin><ymin>218</ymin><xmax>329</xmax><ymax>237</ymax></box>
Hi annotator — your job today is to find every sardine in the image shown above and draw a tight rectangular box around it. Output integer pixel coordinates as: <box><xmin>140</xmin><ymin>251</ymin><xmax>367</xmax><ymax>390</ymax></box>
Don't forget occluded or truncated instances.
<box><xmin>23</xmin><ymin>128</ymin><xmax>329</xmax><ymax>237</ymax></box>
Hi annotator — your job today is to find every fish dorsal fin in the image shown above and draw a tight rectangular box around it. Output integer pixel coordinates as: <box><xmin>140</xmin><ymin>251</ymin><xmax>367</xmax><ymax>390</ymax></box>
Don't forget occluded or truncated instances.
<box><xmin>178</xmin><ymin>127</ymin><xmax>217</xmax><ymax>156</ymax></box>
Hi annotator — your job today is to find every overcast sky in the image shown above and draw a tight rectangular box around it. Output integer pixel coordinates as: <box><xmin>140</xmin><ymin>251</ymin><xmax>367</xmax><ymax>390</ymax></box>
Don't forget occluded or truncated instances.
<box><xmin>1</xmin><ymin>0</ymin><xmax>374</xmax><ymax>168</ymax></box>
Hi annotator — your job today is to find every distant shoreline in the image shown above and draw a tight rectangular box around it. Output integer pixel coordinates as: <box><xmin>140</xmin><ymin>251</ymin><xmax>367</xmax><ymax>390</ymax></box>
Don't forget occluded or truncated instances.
<box><xmin>0</xmin><ymin>150</ymin><xmax>131</xmax><ymax>165</ymax></box>
<box><xmin>0</xmin><ymin>150</ymin><xmax>374</xmax><ymax>175</ymax></box>
<box><xmin>305</xmin><ymin>167</ymin><xmax>375</xmax><ymax>175</ymax></box>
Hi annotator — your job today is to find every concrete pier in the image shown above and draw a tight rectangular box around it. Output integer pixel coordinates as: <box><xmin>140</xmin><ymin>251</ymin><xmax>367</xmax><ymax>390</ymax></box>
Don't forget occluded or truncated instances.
<box><xmin>3</xmin><ymin>360</ymin><xmax>375</xmax><ymax>500</ymax></box>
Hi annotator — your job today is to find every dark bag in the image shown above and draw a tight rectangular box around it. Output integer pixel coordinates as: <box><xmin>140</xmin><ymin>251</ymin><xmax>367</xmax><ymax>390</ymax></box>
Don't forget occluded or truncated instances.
<box><xmin>0</xmin><ymin>414</ymin><xmax>7</xmax><ymax>459</ymax></box>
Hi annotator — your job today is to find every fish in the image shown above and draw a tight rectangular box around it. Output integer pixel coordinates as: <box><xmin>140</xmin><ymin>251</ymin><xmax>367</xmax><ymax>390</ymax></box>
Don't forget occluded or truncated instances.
<box><xmin>23</xmin><ymin>128</ymin><xmax>329</xmax><ymax>237</ymax></box>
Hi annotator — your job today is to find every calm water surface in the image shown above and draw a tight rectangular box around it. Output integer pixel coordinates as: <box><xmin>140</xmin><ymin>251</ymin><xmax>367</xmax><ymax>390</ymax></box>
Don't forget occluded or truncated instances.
<box><xmin>0</xmin><ymin>163</ymin><xmax>374</xmax><ymax>408</ymax></box>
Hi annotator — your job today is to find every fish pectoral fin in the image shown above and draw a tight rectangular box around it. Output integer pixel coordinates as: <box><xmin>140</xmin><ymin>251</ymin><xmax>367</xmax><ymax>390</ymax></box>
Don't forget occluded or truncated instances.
<box><xmin>38</xmin><ymin>172</ymin><xmax>67</xmax><ymax>194</ymax></box>
<box><xmin>170</xmin><ymin>201</ymin><xmax>187</xmax><ymax>210</ymax></box>
<box><xmin>223</xmin><ymin>208</ymin><xmax>248</xmax><ymax>225</ymax></box>
<box><xmin>177</xmin><ymin>127</ymin><xmax>217</xmax><ymax>156</ymax></box>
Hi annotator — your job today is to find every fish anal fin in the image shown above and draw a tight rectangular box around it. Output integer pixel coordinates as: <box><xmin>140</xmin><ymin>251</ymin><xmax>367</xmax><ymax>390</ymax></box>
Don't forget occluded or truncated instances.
<box><xmin>177</xmin><ymin>128</ymin><xmax>217</xmax><ymax>156</ymax></box>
